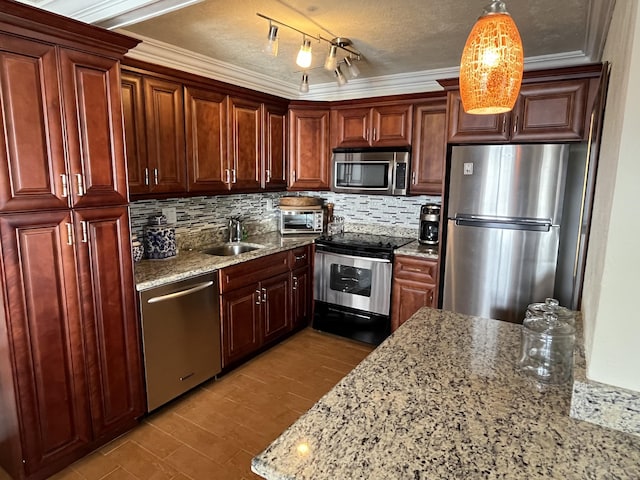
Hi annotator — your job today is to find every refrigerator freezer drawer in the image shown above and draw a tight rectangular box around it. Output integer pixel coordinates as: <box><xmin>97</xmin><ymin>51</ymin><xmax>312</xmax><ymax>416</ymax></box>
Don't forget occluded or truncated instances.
<box><xmin>442</xmin><ymin>220</ymin><xmax>559</xmax><ymax>323</ymax></box>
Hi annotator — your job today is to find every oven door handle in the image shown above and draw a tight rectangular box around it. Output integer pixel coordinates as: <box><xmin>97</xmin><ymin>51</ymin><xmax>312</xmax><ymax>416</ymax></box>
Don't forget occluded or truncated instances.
<box><xmin>316</xmin><ymin>251</ymin><xmax>391</xmax><ymax>263</ymax></box>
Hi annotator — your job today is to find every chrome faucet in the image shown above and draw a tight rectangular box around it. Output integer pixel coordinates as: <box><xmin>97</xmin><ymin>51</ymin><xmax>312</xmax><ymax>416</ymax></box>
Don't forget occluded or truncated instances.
<box><xmin>228</xmin><ymin>217</ymin><xmax>243</xmax><ymax>242</ymax></box>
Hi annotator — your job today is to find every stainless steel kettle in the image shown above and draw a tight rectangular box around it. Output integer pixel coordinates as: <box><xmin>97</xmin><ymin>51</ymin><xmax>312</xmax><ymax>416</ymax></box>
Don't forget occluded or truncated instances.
<box><xmin>228</xmin><ymin>217</ymin><xmax>243</xmax><ymax>242</ymax></box>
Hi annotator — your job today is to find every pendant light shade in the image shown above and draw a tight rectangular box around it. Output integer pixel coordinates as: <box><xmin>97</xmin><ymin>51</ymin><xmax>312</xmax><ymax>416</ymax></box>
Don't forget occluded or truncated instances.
<box><xmin>459</xmin><ymin>1</ymin><xmax>523</xmax><ymax>115</ymax></box>
<box><xmin>299</xmin><ymin>73</ymin><xmax>310</xmax><ymax>93</ymax></box>
<box><xmin>296</xmin><ymin>38</ymin><xmax>312</xmax><ymax>68</ymax></box>
<box><xmin>324</xmin><ymin>45</ymin><xmax>338</xmax><ymax>71</ymax></box>
<box><xmin>263</xmin><ymin>23</ymin><xmax>279</xmax><ymax>56</ymax></box>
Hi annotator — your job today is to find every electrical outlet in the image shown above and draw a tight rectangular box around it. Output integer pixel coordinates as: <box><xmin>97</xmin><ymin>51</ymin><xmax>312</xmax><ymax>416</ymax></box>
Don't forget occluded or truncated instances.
<box><xmin>463</xmin><ymin>162</ymin><xmax>474</xmax><ymax>175</ymax></box>
<box><xmin>162</xmin><ymin>207</ymin><xmax>177</xmax><ymax>224</ymax></box>
<box><xmin>266</xmin><ymin>199</ymin><xmax>274</xmax><ymax>210</ymax></box>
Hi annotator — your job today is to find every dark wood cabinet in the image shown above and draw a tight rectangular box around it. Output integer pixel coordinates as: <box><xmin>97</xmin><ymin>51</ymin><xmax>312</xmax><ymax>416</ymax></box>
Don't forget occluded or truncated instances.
<box><xmin>221</xmin><ymin>283</ymin><xmax>262</xmax><ymax>366</ymax></box>
<box><xmin>0</xmin><ymin>6</ymin><xmax>142</xmax><ymax>478</ymax></box>
<box><xmin>121</xmin><ymin>72</ymin><xmax>148</xmax><ymax>195</ymax></box>
<box><xmin>263</xmin><ymin>103</ymin><xmax>288</xmax><ymax>190</ymax></box>
<box><xmin>261</xmin><ymin>272</ymin><xmax>291</xmax><ymax>344</ymax></box>
<box><xmin>391</xmin><ymin>255</ymin><xmax>439</xmax><ymax>332</ymax></box>
<box><xmin>184</xmin><ymin>85</ymin><xmax>228</xmax><ymax>193</ymax></box>
<box><xmin>410</xmin><ymin>98</ymin><xmax>447</xmax><ymax>195</ymax></box>
<box><xmin>228</xmin><ymin>96</ymin><xmax>262</xmax><ymax>191</ymax></box>
<box><xmin>331</xmin><ymin>104</ymin><xmax>412</xmax><ymax>148</ymax></box>
<box><xmin>447</xmin><ymin>77</ymin><xmax>595</xmax><ymax>144</ymax></box>
<box><xmin>288</xmin><ymin>108</ymin><xmax>331</xmax><ymax>190</ymax></box>
<box><xmin>73</xmin><ymin>207</ymin><xmax>144</xmax><ymax>441</ymax></box>
<box><xmin>290</xmin><ymin>245</ymin><xmax>313</xmax><ymax>330</ymax></box>
<box><xmin>143</xmin><ymin>76</ymin><xmax>187</xmax><ymax>193</ymax></box>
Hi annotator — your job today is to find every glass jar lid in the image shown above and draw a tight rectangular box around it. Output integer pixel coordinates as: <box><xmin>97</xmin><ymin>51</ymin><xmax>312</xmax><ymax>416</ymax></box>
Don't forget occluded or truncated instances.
<box><xmin>526</xmin><ymin>297</ymin><xmax>575</xmax><ymax>324</ymax></box>
<box><xmin>523</xmin><ymin>312</ymin><xmax>575</xmax><ymax>336</ymax></box>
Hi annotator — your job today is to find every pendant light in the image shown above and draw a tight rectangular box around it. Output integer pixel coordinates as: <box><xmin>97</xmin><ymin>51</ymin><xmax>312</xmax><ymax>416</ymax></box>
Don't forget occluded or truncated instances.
<box><xmin>343</xmin><ymin>57</ymin><xmax>360</xmax><ymax>78</ymax></box>
<box><xmin>334</xmin><ymin>66</ymin><xmax>348</xmax><ymax>86</ymax></box>
<box><xmin>459</xmin><ymin>0</ymin><xmax>524</xmax><ymax>114</ymax></box>
<box><xmin>324</xmin><ymin>44</ymin><xmax>338</xmax><ymax>71</ymax></box>
<box><xmin>296</xmin><ymin>37</ymin><xmax>312</xmax><ymax>69</ymax></box>
<box><xmin>299</xmin><ymin>73</ymin><xmax>310</xmax><ymax>93</ymax></box>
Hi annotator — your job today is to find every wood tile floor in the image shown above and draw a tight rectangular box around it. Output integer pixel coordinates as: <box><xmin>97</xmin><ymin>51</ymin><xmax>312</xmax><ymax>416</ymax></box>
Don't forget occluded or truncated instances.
<box><xmin>0</xmin><ymin>328</ymin><xmax>373</xmax><ymax>480</ymax></box>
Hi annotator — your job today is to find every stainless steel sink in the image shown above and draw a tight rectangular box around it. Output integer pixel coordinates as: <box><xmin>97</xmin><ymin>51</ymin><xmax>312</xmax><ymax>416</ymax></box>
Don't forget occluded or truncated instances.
<box><xmin>202</xmin><ymin>243</ymin><xmax>260</xmax><ymax>256</ymax></box>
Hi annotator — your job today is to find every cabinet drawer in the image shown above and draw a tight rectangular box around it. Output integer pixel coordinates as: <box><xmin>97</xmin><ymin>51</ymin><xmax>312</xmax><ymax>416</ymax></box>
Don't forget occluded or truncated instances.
<box><xmin>219</xmin><ymin>251</ymin><xmax>289</xmax><ymax>293</ymax></box>
<box><xmin>290</xmin><ymin>245</ymin><xmax>311</xmax><ymax>269</ymax></box>
<box><xmin>393</xmin><ymin>255</ymin><xmax>438</xmax><ymax>284</ymax></box>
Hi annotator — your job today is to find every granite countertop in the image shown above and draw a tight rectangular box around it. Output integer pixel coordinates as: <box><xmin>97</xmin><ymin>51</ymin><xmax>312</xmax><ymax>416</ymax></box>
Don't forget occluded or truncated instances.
<box><xmin>134</xmin><ymin>232</ymin><xmax>317</xmax><ymax>291</ymax></box>
<box><xmin>395</xmin><ymin>240</ymin><xmax>439</xmax><ymax>260</ymax></box>
<box><xmin>252</xmin><ymin>308</ymin><xmax>640</xmax><ymax>479</ymax></box>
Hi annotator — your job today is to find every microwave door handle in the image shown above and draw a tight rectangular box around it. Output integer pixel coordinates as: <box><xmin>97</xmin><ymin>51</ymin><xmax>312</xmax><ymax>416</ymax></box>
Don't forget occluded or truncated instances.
<box><xmin>390</xmin><ymin>162</ymin><xmax>397</xmax><ymax>194</ymax></box>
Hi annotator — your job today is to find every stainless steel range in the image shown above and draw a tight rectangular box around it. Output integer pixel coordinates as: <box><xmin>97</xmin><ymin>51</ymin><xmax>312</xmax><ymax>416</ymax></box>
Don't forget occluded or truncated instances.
<box><xmin>313</xmin><ymin>232</ymin><xmax>414</xmax><ymax>345</ymax></box>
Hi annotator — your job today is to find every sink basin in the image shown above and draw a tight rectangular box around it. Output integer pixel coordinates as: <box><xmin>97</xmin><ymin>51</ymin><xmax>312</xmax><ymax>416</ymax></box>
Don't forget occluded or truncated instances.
<box><xmin>202</xmin><ymin>243</ymin><xmax>260</xmax><ymax>256</ymax></box>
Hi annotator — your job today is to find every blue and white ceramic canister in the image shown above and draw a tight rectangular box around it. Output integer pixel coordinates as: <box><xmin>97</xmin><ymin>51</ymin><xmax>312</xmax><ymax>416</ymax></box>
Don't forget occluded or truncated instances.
<box><xmin>144</xmin><ymin>215</ymin><xmax>176</xmax><ymax>259</ymax></box>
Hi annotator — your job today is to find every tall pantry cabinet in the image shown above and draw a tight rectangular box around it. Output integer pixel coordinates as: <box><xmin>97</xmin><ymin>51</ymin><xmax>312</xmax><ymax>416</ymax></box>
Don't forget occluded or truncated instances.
<box><xmin>0</xmin><ymin>3</ymin><xmax>144</xmax><ymax>480</ymax></box>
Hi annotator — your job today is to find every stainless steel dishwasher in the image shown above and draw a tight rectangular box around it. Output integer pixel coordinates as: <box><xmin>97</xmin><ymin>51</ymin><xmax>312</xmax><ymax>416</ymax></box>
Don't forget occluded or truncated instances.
<box><xmin>139</xmin><ymin>272</ymin><xmax>221</xmax><ymax>411</ymax></box>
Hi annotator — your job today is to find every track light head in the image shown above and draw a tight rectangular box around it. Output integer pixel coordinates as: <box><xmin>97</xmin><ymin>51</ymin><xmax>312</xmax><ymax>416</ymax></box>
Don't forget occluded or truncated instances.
<box><xmin>299</xmin><ymin>73</ymin><xmax>310</xmax><ymax>93</ymax></box>
<box><xmin>334</xmin><ymin>66</ymin><xmax>348</xmax><ymax>86</ymax></box>
<box><xmin>263</xmin><ymin>23</ymin><xmax>279</xmax><ymax>56</ymax></box>
<box><xmin>344</xmin><ymin>57</ymin><xmax>360</xmax><ymax>78</ymax></box>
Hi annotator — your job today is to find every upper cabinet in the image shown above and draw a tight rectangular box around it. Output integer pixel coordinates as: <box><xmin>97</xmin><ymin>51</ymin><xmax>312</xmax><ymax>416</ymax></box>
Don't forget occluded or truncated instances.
<box><xmin>121</xmin><ymin>62</ymin><xmax>290</xmax><ymax>198</ymax></box>
<box><xmin>445</xmin><ymin>66</ymin><xmax>601</xmax><ymax>144</ymax></box>
<box><xmin>410</xmin><ymin>97</ymin><xmax>447</xmax><ymax>195</ymax></box>
<box><xmin>331</xmin><ymin>104</ymin><xmax>412</xmax><ymax>148</ymax></box>
<box><xmin>0</xmin><ymin>36</ymin><xmax>128</xmax><ymax>212</ymax></box>
<box><xmin>288</xmin><ymin>107</ymin><xmax>331</xmax><ymax>191</ymax></box>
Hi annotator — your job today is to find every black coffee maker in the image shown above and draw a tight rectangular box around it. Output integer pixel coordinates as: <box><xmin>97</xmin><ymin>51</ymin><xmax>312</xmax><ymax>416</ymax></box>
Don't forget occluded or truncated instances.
<box><xmin>419</xmin><ymin>204</ymin><xmax>440</xmax><ymax>245</ymax></box>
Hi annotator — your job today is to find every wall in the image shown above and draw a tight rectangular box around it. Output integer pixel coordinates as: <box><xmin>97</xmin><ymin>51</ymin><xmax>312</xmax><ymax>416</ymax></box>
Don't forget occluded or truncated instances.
<box><xmin>130</xmin><ymin>191</ymin><xmax>440</xmax><ymax>247</ymax></box>
<box><xmin>582</xmin><ymin>0</ymin><xmax>640</xmax><ymax>391</ymax></box>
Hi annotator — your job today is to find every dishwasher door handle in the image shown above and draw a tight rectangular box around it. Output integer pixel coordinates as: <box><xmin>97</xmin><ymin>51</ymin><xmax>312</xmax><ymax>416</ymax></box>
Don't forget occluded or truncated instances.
<box><xmin>147</xmin><ymin>281</ymin><xmax>214</xmax><ymax>304</ymax></box>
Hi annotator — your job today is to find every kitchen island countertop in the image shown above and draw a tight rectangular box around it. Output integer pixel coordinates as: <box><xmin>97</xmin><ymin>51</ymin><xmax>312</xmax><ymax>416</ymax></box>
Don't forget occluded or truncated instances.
<box><xmin>251</xmin><ymin>308</ymin><xmax>640</xmax><ymax>479</ymax></box>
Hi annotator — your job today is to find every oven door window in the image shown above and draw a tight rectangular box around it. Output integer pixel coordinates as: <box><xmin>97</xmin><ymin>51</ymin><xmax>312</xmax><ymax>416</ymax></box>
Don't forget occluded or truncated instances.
<box><xmin>335</xmin><ymin>162</ymin><xmax>390</xmax><ymax>189</ymax></box>
<box><xmin>282</xmin><ymin>212</ymin><xmax>316</xmax><ymax>231</ymax></box>
<box><xmin>329</xmin><ymin>263</ymin><xmax>372</xmax><ymax>297</ymax></box>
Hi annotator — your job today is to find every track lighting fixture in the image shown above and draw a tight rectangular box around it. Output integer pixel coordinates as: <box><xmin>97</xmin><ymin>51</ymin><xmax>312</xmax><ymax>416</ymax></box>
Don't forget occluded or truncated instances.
<box><xmin>343</xmin><ymin>56</ymin><xmax>360</xmax><ymax>78</ymax></box>
<box><xmin>296</xmin><ymin>38</ymin><xmax>312</xmax><ymax>69</ymax></box>
<box><xmin>263</xmin><ymin>22</ymin><xmax>278</xmax><ymax>56</ymax></box>
<box><xmin>256</xmin><ymin>12</ymin><xmax>363</xmax><ymax>92</ymax></box>
<box><xmin>324</xmin><ymin>45</ymin><xmax>337</xmax><ymax>71</ymax></box>
<box><xmin>334</xmin><ymin>66</ymin><xmax>347</xmax><ymax>86</ymax></box>
<box><xmin>299</xmin><ymin>73</ymin><xmax>310</xmax><ymax>93</ymax></box>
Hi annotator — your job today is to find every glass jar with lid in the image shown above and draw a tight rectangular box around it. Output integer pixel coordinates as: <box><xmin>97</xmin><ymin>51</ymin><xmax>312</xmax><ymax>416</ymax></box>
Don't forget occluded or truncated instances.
<box><xmin>518</xmin><ymin>312</ymin><xmax>576</xmax><ymax>384</ymax></box>
<box><xmin>526</xmin><ymin>297</ymin><xmax>575</xmax><ymax>326</ymax></box>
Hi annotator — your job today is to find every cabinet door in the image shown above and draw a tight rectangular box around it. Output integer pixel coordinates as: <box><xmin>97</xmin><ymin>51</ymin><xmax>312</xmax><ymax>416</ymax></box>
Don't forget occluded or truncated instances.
<box><xmin>121</xmin><ymin>72</ymin><xmax>148</xmax><ymax>195</ymax></box>
<box><xmin>0</xmin><ymin>211</ymin><xmax>91</xmax><ymax>476</ymax></box>
<box><xmin>74</xmin><ymin>207</ymin><xmax>144</xmax><ymax>439</ymax></box>
<box><xmin>391</xmin><ymin>278</ymin><xmax>436</xmax><ymax>332</ymax></box>
<box><xmin>59</xmin><ymin>49</ymin><xmax>129</xmax><ymax>208</ymax></box>
<box><xmin>143</xmin><ymin>77</ymin><xmax>187</xmax><ymax>193</ymax></box>
<box><xmin>371</xmin><ymin>104</ymin><xmax>412</xmax><ymax>147</ymax></box>
<box><xmin>264</xmin><ymin>103</ymin><xmax>288</xmax><ymax>190</ymax></box>
<box><xmin>291</xmin><ymin>266</ymin><xmax>312</xmax><ymax>330</ymax></box>
<box><xmin>0</xmin><ymin>35</ymin><xmax>68</xmax><ymax>212</ymax></box>
<box><xmin>331</xmin><ymin>107</ymin><xmax>371</xmax><ymax>147</ymax></box>
<box><xmin>184</xmin><ymin>86</ymin><xmax>229</xmax><ymax>193</ymax></box>
<box><xmin>511</xmin><ymin>79</ymin><xmax>589</xmax><ymax>141</ymax></box>
<box><xmin>447</xmin><ymin>90</ymin><xmax>510</xmax><ymax>143</ymax></box>
<box><xmin>221</xmin><ymin>284</ymin><xmax>262</xmax><ymax>367</ymax></box>
<box><xmin>411</xmin><ymin>99</ymin><xmax>447</xmax><ymax>195</ymax></box>
<box><xmin>288</xmin><ymin>108</ymin><xmax>331</xmax><ymax>190</ymax></box>
<box><xmin>228</xmin><ymin>97</ymin><xmax>261</xmax><ymax>191</ymax></box>
<box><xmin>261</xmin><ymin>272</ymin><xmax>291</xmax><ymax>344</ymax></box>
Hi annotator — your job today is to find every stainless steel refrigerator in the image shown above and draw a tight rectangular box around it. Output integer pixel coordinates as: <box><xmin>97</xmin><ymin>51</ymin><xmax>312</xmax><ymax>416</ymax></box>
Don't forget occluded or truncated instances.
<box><xmin>442</xmin><ymin>144</ymin><xmax>573</xmax><ymax>323</ymax></box>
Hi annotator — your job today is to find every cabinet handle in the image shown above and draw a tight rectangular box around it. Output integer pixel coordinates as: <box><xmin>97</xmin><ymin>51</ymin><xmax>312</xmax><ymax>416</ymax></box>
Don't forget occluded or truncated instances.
<box><xmin>295</xmin><ymin>254</ymin><xmax>306</xmax><ymax>261</ymax></box>
<box><xmin>154</xmin><ymin>168</ymin><xmax>159</xmax><ymax>185</ymax></box>
<box><xmin>513</xmin><ymin>115</ymin><xmax>518</xmax><ymax>135</ymax></box>
<box><xmin>225</xmin><ymin>169</ymin><xmax>231</xmax><ymax>184</ymax></box>
<box><xmin>232</xmin><ymin>169</ymin><xmax>237</xmax><ymax>184</ymax></box>
<box><xmin>60</xmin><ymin>174</ymin><xmax>68</xmax><ymax>198</ymax></box>
<box><xmin>292</xmin><ymin>276</ymin><xmax>298</xmax><ymax>290</ymax></box>
<box><xmin>502</xmin><ymin>116</ymin><xmax>507</xmax><ymax>134</ymax></box>
<box><xmin>255</xmin><ymin>289</ymin><xmax>261</xmax><ymax>305</ymax></box>
<box><xmin>292</xmin><ymin>170</ymin><xmax>296</xmax><ymax>182</ymax></box>
<box><xmin>75</xmin><ymin>173</ymin><xmax>84</xmax><ymax>196</ymax></box>
<box><xmin>144</xmin><ymin>168</ymin><xmax>149</xmax><ymax>186</ymax></box>
<box><xmin>261</xmin><ymin>287</ymin><xmax>267</xmax><ymax>303</ymax></box>
<box><xmin>66</xmin><ymin>223</ymin><xmax>73</xmax><ymax>245</ymax></box>
<box><xmin>429</xmin><ymin>292</ymin><xmax>434</xmax><ymax>304</ymax></box>
<box><xmin>373</xmin><ymin>127</ymin><xmax>377</xmax><ymax>142</ymax></box>
<box><xmin>366</xmin><ymin>129</ymin><xmax>370</xmax><ymax>142</ymax></box>
<box><xmin>265</xmin><ymin>169</ymin><xmax>271</xmax><ymax>183</ymax></box>
<box><xmin>80</xmin><ymin>221</ymin><xmax>88</xmax><ymax>243</ymax></box>
<box><xmin>411</xmin><ymin>171</ymin><xmax>417</xmax><ymax>185</ymax></box>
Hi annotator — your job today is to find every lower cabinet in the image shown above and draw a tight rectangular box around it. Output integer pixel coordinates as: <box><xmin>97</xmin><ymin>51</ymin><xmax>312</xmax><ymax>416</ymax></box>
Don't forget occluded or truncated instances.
<box><xmin>391</xmin><ymin>255</ymin><xmax>439</xmax><ymax>332</ymax></box>
<box><xmin>219</xmin><ymin>245</ymin><xmax>313</xmax><ymax>368</ymax></box>
<box><xmin>0</xmin><ymin>207</ymin><xmax>144</xmax><ymax>480</ymax></box>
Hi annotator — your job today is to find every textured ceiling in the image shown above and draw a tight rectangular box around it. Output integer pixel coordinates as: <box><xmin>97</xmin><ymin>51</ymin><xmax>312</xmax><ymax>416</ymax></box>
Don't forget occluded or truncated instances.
<box><xmin>121</xmin><ymin>0</ymin><xmax>592</xmax><ymax>85</ymax></box>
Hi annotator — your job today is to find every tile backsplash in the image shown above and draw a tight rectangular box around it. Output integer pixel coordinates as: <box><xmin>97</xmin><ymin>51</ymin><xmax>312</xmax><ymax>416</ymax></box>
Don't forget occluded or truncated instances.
<box><xmin>130</xmin><ymin>191</ymin><xmax>440</xmax><ymax>248</ymax></box>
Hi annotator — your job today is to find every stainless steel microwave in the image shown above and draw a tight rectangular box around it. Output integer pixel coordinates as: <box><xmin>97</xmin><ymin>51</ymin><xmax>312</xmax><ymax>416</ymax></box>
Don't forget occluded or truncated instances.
<box><xmin>279</xmin><ymin>208</ymin><xmax>324</xmax><ymax>235</ymax></box>
<box><xmin>332</xmin><ymin>149</ymin><xmax>410</xmax><ymax>195</ymax></box>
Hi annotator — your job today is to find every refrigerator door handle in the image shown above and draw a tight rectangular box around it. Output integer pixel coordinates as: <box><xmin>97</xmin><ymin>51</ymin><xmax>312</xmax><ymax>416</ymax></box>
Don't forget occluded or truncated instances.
<box><xmin>454</xmin><ymin>216</ymin><xmax>551</xmax><ymax>232</ymax></box>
